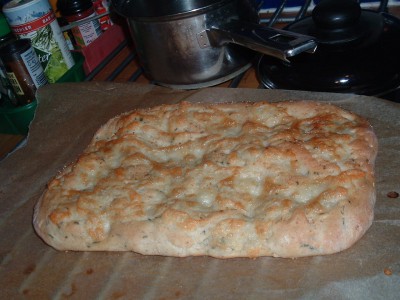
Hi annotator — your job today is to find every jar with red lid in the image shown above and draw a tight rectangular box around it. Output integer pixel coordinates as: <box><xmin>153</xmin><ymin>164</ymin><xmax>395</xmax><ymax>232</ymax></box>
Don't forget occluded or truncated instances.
<box><xmin>57</xmin><ymin>0</ymin><xmax>102</xmax><ymax>49</ymax></box>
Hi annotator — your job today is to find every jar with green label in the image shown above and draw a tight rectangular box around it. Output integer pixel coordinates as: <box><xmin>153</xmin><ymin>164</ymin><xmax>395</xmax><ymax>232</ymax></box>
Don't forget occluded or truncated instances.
<box><xmin>3</xmin><ymin>0</ymin><xmax>75</xmax><ymax>83</ymax></box>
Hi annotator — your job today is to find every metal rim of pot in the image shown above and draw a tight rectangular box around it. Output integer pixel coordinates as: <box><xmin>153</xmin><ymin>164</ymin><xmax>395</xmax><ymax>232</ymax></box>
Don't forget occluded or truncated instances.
<box><xmin>112</xmin><ymin>0</ymin><xmax>237</xmax><ymax>21</ymax></box>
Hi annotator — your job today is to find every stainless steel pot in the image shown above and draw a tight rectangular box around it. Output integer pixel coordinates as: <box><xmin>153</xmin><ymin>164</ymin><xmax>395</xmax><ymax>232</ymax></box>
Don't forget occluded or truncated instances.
<box><xmin>112</xmin><ymin>0</ymin><xmax>317</xmax><ymax>89</ymax></box>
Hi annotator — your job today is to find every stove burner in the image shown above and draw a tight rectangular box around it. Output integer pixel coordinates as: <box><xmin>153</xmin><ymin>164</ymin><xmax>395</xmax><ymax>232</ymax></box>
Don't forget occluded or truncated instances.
<box><xmin>257</xmin><ymin>0</ymin><xmax>400</xmax><ymax>102</ymax></box>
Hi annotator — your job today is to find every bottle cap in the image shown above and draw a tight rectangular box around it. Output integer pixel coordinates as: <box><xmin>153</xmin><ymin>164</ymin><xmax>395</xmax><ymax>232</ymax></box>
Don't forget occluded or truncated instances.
<box><xmin>57</xmin><ymin>0</ymin><xmax>93</xmax><ymax>16</ymax></box>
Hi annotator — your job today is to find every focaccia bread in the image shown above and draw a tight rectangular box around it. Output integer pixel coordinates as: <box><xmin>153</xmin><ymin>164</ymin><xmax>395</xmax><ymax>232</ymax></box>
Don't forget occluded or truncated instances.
<box><xmin>34</xmin><ymin>101</ymin><xmax>378</xmax><ymax>258</ymax></box>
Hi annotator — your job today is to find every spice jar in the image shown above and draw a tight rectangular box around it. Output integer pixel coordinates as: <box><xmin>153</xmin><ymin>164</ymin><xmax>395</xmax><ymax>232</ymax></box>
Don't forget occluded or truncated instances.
<box><xmin>0</xmin><ymin>39</ymin><xmax>48</xmax><ymax>106</ymax></box>
<box><xmin>2</xmin><ymin>0</ymin><xmax>75</xmax><ymax>83</ymax></box>
<box><xmin>57</xmin><ymin>0</ymin><xmax>102</xmax><ymax>49</ymax></box>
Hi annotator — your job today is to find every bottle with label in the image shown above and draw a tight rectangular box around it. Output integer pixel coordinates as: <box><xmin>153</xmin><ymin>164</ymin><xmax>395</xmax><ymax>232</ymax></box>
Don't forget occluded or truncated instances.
<box><xmin>0</xmin><ymin>39</ymin><xmax>48</xmax><ymax>106</ymax></box>
<box><xmin>57</xmin><ymin>0</ymin><xmax>102</xmax><ymax>49</ymax></box>
<box><xmin>0</xmin><ymin>12</ymin><xmax>17</xmax><ymax>106</ymax></box>
<box><xmin>2</xmin><ymin>0</ymin><xmax>75</xmax><ymax>83</ymax></box>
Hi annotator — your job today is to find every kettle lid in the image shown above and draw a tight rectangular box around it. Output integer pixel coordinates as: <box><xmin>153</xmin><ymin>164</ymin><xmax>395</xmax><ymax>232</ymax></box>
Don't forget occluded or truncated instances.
<box><xmin>258</xmin><ymin>0</ymin><xmax>400</xmax><ymax>96</ymax></box>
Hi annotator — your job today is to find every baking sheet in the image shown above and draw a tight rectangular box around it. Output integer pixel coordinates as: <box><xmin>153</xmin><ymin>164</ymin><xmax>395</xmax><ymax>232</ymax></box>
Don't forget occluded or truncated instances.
<box><xmin>0</xmin><ymin>82</ymin><xmax>399</xmax><ymax>299</ymax></box>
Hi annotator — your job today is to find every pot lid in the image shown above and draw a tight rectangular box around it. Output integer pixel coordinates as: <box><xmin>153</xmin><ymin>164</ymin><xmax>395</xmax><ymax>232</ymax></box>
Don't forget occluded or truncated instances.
<box><xmin>258</xmin><ymin>0</ymin><xmax>400</xmax><ymax>95</ymax></box>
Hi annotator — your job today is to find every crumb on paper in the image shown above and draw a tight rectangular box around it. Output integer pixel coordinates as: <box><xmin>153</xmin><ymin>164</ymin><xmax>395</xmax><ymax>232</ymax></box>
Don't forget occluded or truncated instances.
<box><xmin>386</xmin><ymin>191</ymin><xmax>399</xmax><ymax>199</ymax></box>
<box><xmin>384</xmin><ymin>268</ymin><xmax>393</xmax><ymax>276</ymax></box>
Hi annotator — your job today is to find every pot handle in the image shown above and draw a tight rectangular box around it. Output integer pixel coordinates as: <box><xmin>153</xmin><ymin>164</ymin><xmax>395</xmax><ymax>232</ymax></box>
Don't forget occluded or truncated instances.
<box><xmin>205</xmin><ymin>21</ymin><xmax>317</xmax><ymax>61</ymax></box>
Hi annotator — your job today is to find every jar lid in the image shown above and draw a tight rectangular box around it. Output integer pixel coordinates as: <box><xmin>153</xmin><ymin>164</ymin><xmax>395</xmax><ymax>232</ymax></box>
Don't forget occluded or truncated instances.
<box><xmin>57</xmin><ymin>0</ymin><xmax>93</xmax><ymax>16</ymax></box>
<box><xmin>257</xmin><ymin>0</ymin><xmax>400</xmax><ymax>96</ymax></box>
<box><xmin>0</xmin><ymin>38</ymin><xmax>31</xmax><ymax>62</ymax></box>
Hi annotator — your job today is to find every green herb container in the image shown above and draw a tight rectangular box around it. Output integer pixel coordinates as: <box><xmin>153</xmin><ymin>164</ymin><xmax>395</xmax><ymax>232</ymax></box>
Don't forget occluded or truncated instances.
<box><xmin>56</xmin><ymin>52</ymin><xmax>85</xmax><ymax>83</ymax></box>
<box><xmin>0</xmin><ymin>52</ymin><xmax>85</xmax><ymax>135</ymax></box>
<box><xmin>3</xmin><ymin>0</ymin><xmax>76</xmax><ymax>83</ymax></box>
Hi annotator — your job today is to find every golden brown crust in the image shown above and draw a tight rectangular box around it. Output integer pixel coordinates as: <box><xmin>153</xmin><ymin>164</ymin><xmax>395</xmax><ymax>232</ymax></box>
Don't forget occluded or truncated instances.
<box><xmin>33</xmin><ymin>101</ymin><xmax>378</xmax><ymax>258</ymax></box>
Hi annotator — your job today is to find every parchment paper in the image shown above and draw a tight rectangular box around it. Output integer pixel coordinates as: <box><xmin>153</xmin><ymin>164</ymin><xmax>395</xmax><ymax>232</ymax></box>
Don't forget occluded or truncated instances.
<box><xmin>0</xmin><ymin>82</ymin><xmax>399</xmax><ymax>299</ymax></box>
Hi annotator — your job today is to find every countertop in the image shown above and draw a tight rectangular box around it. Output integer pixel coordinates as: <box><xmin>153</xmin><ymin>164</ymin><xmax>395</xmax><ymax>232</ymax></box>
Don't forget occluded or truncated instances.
<box><xmin>0</xmin><ymin>82</ymin><xmax>399</xmax><ymax>298</ymax></box>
